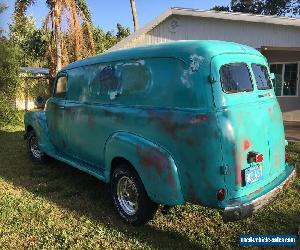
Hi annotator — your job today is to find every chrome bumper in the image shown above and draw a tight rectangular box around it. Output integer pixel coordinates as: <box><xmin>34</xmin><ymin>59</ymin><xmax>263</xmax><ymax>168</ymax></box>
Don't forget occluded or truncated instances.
<box><xmin>222</xmin><ymin>166</ymin><xmax>296</xmax><ymax>222</ymax></box>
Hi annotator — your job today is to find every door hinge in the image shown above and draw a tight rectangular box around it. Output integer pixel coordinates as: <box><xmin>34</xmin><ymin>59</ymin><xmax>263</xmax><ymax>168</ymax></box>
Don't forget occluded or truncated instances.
<box><xmin>220</xmin><ymin>165</ymin><xmax>229</xmax><ymax>175</ymax></box>
<box><xmin>208</xmin><ymin>74</ymin><xmax>216</xmax><ymax>83</ymax></box>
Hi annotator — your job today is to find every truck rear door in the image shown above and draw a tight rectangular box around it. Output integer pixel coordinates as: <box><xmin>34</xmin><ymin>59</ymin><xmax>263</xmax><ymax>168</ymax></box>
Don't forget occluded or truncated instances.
<box><xmin>210</xmin><ymin>53</ymin><xmax>286</xmax><ymax>198</ymax></box>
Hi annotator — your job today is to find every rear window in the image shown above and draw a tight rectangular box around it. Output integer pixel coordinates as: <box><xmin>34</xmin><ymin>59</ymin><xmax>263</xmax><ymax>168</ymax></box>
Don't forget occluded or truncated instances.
<box><xmin>251</xmin><ymin>64</ymin><xmax>272</xmax><ymax>90</ymax></box>
<box><xmin>220</xmin><ymin>63</ymin><xmax>253</xmax><ymax>93</ymax></box>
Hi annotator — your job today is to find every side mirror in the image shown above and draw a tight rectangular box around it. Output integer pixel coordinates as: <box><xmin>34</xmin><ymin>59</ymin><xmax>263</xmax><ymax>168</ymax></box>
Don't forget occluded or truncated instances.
<box><xmin>35</xmin><ymin>96</ymin><xmax>45</xmax><ymax>109</ymax></box>
<box><xmin>270</xmin><ymin>73</ymin><xmax>275</xmax><ymax>80</ymax></box>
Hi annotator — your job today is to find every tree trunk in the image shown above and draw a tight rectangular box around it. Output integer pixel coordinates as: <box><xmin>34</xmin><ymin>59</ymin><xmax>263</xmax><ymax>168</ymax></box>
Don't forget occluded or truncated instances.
<box><xmin>52</xmin><ymin>1</ymin><xmax>62</xmax><ymax>73</ymax></box>
<box><xmin>130</xmin><ymin>0</ymin><xmax>139</xmax><ymax>32</ymax></box>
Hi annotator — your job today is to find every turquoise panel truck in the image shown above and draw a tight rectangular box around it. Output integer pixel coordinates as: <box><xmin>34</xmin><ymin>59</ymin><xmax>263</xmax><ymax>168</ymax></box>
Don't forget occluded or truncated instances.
<box><xmin>24</xmin><ymin>40</ymin><xmax>296</xmax><ymax>225</ymax></box>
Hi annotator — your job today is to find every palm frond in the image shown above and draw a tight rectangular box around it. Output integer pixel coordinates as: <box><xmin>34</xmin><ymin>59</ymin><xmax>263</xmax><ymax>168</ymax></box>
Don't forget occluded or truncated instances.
<box><xmin>14</xmin><ymin>0</ymin><xmax>35</xmax><ymax>19</ymax></box>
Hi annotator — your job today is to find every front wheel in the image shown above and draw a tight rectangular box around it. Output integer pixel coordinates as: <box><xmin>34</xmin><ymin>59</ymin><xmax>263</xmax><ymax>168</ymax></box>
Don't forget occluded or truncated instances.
<box><xmin>27</xmin><ymin>130</ymin><xmax>47</xmax><ymax>163</ymax></box>
<box><xmin>111</xmin><ymin>164</ymin><xmax>158</xmax><ymax>226</ymax></box>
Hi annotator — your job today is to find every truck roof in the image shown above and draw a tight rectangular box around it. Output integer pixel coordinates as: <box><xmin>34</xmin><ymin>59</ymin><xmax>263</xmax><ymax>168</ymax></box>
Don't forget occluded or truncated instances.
<box><xmin>62</xmin><ymin>40</ymin><xmax>263</xmax><ymax>71</ymax></box>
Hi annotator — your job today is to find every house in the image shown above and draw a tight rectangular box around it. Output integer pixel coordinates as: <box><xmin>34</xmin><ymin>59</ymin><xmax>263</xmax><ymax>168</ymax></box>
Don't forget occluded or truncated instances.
<box><xmin>17</xmin><ymin>67</ymin><xmax>50</xmax><ymax>110</ymax></box>
<box><xmin>110</xmin><ymin>7</ymin><xmax>300</xmax><ymax>121</ymax></box>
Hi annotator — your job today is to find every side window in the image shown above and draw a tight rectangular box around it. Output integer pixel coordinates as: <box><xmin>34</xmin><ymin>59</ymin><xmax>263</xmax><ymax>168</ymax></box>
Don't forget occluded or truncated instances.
<box><xmin>120</xmin><ymin>63</ymin><xmax>148</xmax><ymax>94</ymax></box>
<box><xmin>99</xmin><ymin>66</ymin><xmax>119</xmax><ymax>92</ymax></box>
<box><xmin>54</xmin><ymin>76</ymin><xmax>67</xmax><ymax>98</ymax></box>
<box><xmin>251</xmin><ymin>64</ymin><xmax>272</xmax><ymax>90</ymax></box>
<box><xmin>220</xmin><ymin>63</ymin><xmax>253</xmax><ymax>93</ymax></box>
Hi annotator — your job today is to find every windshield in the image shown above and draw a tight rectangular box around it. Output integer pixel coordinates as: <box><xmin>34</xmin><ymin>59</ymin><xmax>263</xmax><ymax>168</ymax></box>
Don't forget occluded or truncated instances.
<box><xmin>220</xmin><ymin>63</ymin><xmax>253</xmax><ymax>93</ymax></box>
<box><xmin>251</xmin><ymin>64</ymin><xmax>272</xmax><ymax>90</ymax></box>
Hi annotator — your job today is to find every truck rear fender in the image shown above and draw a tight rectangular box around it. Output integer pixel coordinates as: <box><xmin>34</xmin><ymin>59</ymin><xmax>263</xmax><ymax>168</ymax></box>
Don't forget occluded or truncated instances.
<box><xmin>104</xmin><ymin>132</ymin><xmax>184</xmax><ymax>205</ymax></box>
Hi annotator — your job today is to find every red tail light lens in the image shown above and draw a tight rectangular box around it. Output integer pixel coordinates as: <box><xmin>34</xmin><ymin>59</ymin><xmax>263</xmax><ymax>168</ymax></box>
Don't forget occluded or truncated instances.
<box><xmin>255</xmin><ymin>153</ymin><xmax>263</xmax><ymax>163</ymax></box>
<box><xmin>247</xmin><ymin>151</ymin><xmax>263</xmax><ymax>163</ymax></box>
<box><xmin>217</xmin><ymin>188</ymin><xmax>225</xmax><ymax>201</ymax></box>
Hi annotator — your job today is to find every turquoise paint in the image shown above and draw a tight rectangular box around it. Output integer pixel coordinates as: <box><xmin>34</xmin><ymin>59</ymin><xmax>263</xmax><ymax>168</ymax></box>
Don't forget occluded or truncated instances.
<box><xmin>24</xmin><ymin>40</ymin><xmax>295</xmax><ymax>214</ymax></box>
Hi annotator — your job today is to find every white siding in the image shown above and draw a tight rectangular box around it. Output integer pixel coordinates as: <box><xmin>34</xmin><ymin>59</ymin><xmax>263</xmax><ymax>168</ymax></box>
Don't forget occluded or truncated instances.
<box><xmin>125</xmin><ymin>15</ymin><xmax>300</xmax><ymax>49</ymax></box>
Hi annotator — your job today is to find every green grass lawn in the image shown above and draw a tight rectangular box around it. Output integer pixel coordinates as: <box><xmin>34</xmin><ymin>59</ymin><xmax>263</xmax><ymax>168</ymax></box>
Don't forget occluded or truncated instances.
<box><xmin>0</xmin><ymin>126</ymin><xmax>299</xmax><ymax>249</ymax></box>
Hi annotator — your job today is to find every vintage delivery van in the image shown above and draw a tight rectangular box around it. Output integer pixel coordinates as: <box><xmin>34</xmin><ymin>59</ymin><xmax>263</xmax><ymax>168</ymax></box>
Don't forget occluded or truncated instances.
<box><xmin>24</xmin><ymin>40</ymin><xmax>296</xmax><ymax>225</ymax></box>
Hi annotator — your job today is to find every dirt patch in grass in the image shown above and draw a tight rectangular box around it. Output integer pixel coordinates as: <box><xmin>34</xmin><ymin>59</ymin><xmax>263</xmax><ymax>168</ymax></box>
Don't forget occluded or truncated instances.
<box><xmin>0</xmin><ymin>128</ymin><xmax>299</xmax><ymax>249</ymax></box>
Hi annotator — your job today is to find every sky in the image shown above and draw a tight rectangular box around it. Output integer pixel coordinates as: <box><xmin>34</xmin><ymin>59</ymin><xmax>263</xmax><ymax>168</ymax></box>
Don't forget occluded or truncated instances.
<box><xmin>1</xmin><ymin>0</ymin><xmax>229</xmax><ymax>35</ymax></box>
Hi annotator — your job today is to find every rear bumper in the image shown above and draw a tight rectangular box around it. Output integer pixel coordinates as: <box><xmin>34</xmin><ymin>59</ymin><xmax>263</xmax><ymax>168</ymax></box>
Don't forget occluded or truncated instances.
<box><xmin>222</xmin><ymin>164</ymin><xmax>296</xmax><ymax>222</ymax></box>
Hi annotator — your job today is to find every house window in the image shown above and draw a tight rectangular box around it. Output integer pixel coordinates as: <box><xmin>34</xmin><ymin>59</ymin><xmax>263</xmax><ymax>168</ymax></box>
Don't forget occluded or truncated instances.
<box><xmin>270</xmin><ymin>63</ymin><xmax>298</xmax><ymax>96</ymax></box>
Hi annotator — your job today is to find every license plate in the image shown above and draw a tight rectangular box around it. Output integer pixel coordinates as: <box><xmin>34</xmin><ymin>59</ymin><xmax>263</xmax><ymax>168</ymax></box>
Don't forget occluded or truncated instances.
<box><xmin>244</xmin><ymin>165</ymin><xmax>263</xmax><ymax>185</ymax></box>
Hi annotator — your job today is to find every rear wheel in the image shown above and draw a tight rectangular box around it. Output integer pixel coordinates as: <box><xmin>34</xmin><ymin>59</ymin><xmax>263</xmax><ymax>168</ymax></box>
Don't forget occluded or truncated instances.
<box><xmin>111</xmin><ymin>164</ymin><xmax>158</xmax><ymax>226</ymax></box>
<box><xmin>27</xmin><ymin>130</ymin><xmax>47</xmax><ymax>163</ymax></box>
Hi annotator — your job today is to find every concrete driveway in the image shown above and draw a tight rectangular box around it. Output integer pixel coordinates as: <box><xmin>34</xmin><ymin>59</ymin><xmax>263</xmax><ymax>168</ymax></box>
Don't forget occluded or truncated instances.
<box><xmin>284</xmin><ymin>121</ymin><xmax>300</xmax><ymax>142</ymax></box>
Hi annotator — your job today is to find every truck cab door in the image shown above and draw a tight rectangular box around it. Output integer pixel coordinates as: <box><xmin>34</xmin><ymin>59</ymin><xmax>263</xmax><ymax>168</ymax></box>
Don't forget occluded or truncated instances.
<box><xmin>46</xmin><ymin>73</ymin><xmax>67</xmax><ymax>152</ymax></box>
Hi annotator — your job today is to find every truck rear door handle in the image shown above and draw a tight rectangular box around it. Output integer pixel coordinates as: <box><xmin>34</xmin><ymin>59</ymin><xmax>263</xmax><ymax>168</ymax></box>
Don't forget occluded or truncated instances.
<box><xmin>58</xmin><ymin>106</ymin><xmax>65</xmax><ymax>109</ymax></box>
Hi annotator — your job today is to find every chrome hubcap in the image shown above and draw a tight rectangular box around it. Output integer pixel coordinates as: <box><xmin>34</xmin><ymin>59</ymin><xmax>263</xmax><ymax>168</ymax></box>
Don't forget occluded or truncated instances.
<box><xmin>117</xmin><ymin>176</ymin><xmax>139</xmax><ymax>215</ymax></box>
<box><xmin>30</xmin><ymin>135</ymin><xmax>41</xmax><ymax>159</ymax></box>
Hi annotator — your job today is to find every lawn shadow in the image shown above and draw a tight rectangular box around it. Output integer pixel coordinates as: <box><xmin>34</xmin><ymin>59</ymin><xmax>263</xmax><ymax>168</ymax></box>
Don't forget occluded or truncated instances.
<box><xmin>0</xmin><ymin>130</ymin><xmax>203</xmax><ymax>249</ymax></box>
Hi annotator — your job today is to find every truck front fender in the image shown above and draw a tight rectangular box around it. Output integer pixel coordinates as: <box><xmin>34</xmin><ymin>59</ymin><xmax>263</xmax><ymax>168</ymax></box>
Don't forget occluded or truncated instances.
<box><xmin>104</xmin><ymin>132</ymin><xmax>184</xmax><ymax>205</ymax></box>
<box><xmin>24</xmin><ymin>111</ymin><xmax>53</xmax><ymax>153</ymax></box>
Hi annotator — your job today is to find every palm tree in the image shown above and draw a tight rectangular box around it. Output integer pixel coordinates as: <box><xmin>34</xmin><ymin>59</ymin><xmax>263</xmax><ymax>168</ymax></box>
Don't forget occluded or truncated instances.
<box><xmin>14</xmin><ymin>0</ymin><xmax>95</xmax><ymax>76</ymax></box>
<box><xmin>129</xmin><ymin>0</ymin><xmax>139</xmax><ymax>31</ymax></box>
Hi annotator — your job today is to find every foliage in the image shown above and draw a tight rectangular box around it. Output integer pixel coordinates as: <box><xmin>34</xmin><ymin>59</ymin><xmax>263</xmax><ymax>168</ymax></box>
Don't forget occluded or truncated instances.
<box><xmin>0</xmin><ymin>3</ymin><xmax>8</xmax><ymax>36</ymax></box>
<box><xmin>0</xmin><ymin>38</ymin><xmax>23</xmax><ymax>127</ymax></box>
<box><xmin>76</xmin><ymin>0</ymin><xmax>92</xmax><ymax>22</ymax></box>
<box><xmin>9</xmin><ymin>16</ymin><xmax>48</xmax><ymax>67</ymax></box>
<box><xmin>13</xmin><ymin>0</ymin><xmax>130</xmax><ymax>73</ymax></box>
<box><xmin>15</xmin><ymin>0</ymin><xmax>96</xmax><ymax>75</ymax></box>
<box><xmin>93</xmin><ymin>23</ymin><xmax>130</xmax><ymax>54</ymax></box>
<box><xmin>0</xmin><ymin>3</ymin><xmax>7</xmax><ymax>13</ymax></box>
<box><xmin>0</xmin><ymin>0</ymin><xmax>131</xmax><ymax>128</ymax></box>
<box><xmin>0</xmin><ymin>127</ymin><xmax>299</xmax><ymax>248</ymax></box>
<box><xmin>211</xmin><ymin>0</ymin><xmax>295</xmax><ymax>16</ymax></box>
<box><xmin>211</xmin><ymin>5</ymin><xmax>231</xmax><ymax>11</ymax></box>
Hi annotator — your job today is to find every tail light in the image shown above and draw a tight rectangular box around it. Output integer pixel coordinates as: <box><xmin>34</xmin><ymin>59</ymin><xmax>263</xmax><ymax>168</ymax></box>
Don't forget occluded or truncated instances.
<box><xmin>217</xmin><ymin>188</ymin><xmax>225</xmax><ymax>201</ymax></box>
<box><xmin>247</xmin><ymin>151</ymin><xmax>263</xmax><ymax>163</ymax></box>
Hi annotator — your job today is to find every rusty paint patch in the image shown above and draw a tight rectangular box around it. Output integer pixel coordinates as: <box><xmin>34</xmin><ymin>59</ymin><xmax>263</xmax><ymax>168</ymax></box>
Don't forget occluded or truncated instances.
<box><xmin>103</xmin><ymin>109</ymin><xmax>125</xmax><ymax>121</ymax></box>
<box><xmin>184</xmin><ymin>136</ymin><xmax>196</xmax><ymax>146</ymax></box>
<box><xmin>185</xmin><ymin>172</ymin><xmax>202</xmax><ymax>204</ymax></box>
<box><xmin>190</xmin><ymin>115</ymin><xmax>208</xmax><ymax>124</ymax></box>
<box><xmin>198</xmin><ymin>157</ymin><xmax>214</xmax><ymax>190</ymax></box>
<box><xmin>87</xmin><ymin>112</ymin><xmax>95</xmax><ymax>128</ymax></box>
<box><xmin>247</xmin><ymin>186</ymin><xmax>263</xmax><ymax>198</ymax></box>
<box><xmin>243</xmin><ymin>139</ymin><xmax>251</xmax><ymax>151</ymax></box>
<box><xmin>136</xmin><ymin>145</ymin><xmax>176</xmax><ymax>189</ymax></box>
<box><xmin>147</xmin><ymin>111</ymin><xmax>186</xmax><ymax>139</ymax></box>
<box><xmin>147</xmin><ymin>110</ymin><xmax>208</xmax><ymax>140</ymax></box>
<box><xmin>65</xmin><ymin>108</ymin><xmax>76</xmax><ymax>121</ymax></box>
<box><xmin>235</xmin><ymin>151</ymin><xmax>243</xmax><ymax>185</ymax></box>
<box><xmin>268</xmin><ymin>107</ymin><xmax>273</xmax><ymax>115</ymax></box>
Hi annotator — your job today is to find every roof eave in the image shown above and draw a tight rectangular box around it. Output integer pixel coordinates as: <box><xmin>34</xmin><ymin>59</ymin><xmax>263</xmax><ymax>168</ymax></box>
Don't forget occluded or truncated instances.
<box><xmin>109</xmin><ymin>7</ymin><xmax>300</xmax><ymax>51</ymax></box>
<box><xmin>171</xmin><ymin>7</ymin><xmax>300</xmax><ymax>27</ymax></box>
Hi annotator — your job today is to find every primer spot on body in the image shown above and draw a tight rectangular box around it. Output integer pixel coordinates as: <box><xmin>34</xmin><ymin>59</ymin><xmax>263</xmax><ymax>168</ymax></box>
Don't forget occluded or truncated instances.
<box><xmin>189</xmin><ymin>54</ymin><xmax>205</xmax><ymax>72</ymax></box>
<box><xmin>108</xmin><ymin>90</ymin><xmax>118</xmax><ymax>100</ymax></box>
<box><xmin>181</xmin><ymin>54</ymin><xmax>205</xmax><ymax>88</ymax></box>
